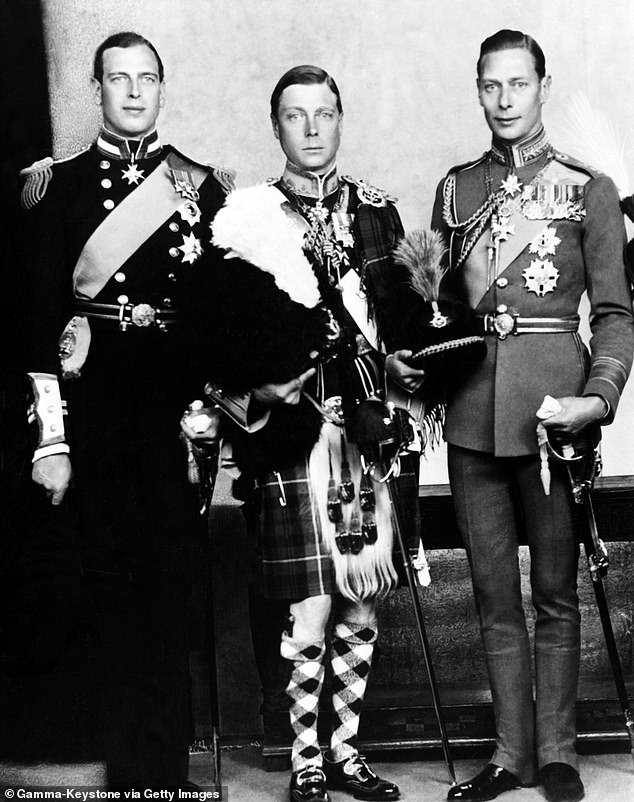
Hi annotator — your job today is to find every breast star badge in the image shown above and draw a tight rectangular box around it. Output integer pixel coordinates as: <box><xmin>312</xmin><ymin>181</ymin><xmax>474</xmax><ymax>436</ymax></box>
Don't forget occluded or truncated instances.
<box><xmin>529</xmin><ymin>226</ymin><xmax>561</xmax><ymax>258</ymax></box>
<box><xmin>178</xmin><ymin>232</ymin><xmax>202</xmax><ymax>264</ymax></box>
<box><xmin>121</xmin><ymin>163</ymin><xmax>145</xmax><ymax>185</ymax></box>
<box><xmin>501</xmin><ymin>174</ymin><xmax>522</xmax><ymax>197</ymax></box>
<box><xmin>522</xmin><ymin>259</ymin><xmax>560</xmax><ymax>297</ymax></box>
<box><xmin>491</xmin><ymin>217</ymin><xmax>515</xmax><ymax>243</ymax></box>
<box><xmin>178</xmin><ymin>201</ymin><xmax>202</xmax><ymax>226</ymax></box>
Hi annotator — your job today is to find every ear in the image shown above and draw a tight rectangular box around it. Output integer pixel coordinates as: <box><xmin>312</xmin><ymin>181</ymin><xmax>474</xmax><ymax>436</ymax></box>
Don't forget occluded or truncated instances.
<box><xmin>337</xmin><ymin>111</ymin><xmax>344</xmax><ymax>136</ymax></box>
<box><xmin>476</xmin><ymin>78</ymin><xmax>484</xmax><ymax>108</ymax></box>
<box><xmin>540</xmin><ymin>74</ymin><xmax>552</xmax><ymax>105</ymax></box>
<box><xmin>271</xmin><ymin>114</ymin><xmax>280</xmax><ymax>141</ymax></box>
<box><xmin>159</xmin><ymin>80</ymin><xmax>166</xmax><ymax>109</ymax></box>
<box><xmin>91</xmin><ymin>77</ymin><xmax>102</xmax><ymax>106</ymax></box>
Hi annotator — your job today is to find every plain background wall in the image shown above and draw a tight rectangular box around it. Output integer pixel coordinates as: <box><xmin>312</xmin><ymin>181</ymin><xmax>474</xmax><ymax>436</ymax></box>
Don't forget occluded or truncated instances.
<box><xmin>41</xmin><ymin>0</ymin><xmax>634</xmax><ymax>481</ymax></box>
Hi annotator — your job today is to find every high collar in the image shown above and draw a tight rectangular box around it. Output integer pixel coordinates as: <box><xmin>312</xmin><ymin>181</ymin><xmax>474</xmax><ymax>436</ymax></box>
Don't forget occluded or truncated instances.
<box><xmin>96</xmin><ymin>126</ymin><xmax>162</xmax><ymax>161</ymax></box>
<box><xmin>490</xmin><ymin>126</ymin><xmax>551</xmax><ymax>169</ymax></box>
<box><xmin>281</xmin><ymin>161</ymin><xmax>339</xmax><ymax>201</ymax></box>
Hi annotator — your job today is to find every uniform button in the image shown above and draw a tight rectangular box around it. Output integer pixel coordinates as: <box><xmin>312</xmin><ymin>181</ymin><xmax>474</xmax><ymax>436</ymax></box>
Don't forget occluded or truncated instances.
<box><xmin>163</xmin><ymin>297</ymin><xmax>173</xmax><ymax>307</ymax></box>
<box><xmin>169</xmin><ymin>222</ymin><xmax>179</xmax><ymax>232</ymax></box>
<box><xmin>117</xmin><ymin>294</ymin><xmax>129</xmax><ymax>305</ymax></box>
<box><xmin>101</xmin><ymin>178</ymin><xmax>112</xmax><ymax>189</ymax></box>
<box><xmin>50</xmin><ymin>424</ymin><xmax>57</xmax><ymax>432</ymax></box>
<box><xmin>496</xmin><ymin>277</ymin><xmax>508</xmax><ymax>289</ymax></box>
<box><xmin>497</xmin><ymin>304</ymin><xmax>508</xmax><ymax>313</ymax></box>
<box><xmin>44</xmin><ymin>384</ymin><xmax>51</xmax><ymax>393</ymax></box>
<box><xmin>47</xmin><ymin>405</ymin><xmax>55</xmax><ymax>413</ymax></box>
<box><xmin>103</xmin><ymin>198</ymin><xmax>115</xmax><ymax>210</ymax></box>
<box><xmin>169</xmin><ymin>247</ymin><xmax>179</xmax><ymax>258</ymax></box>
<box><xmin>99</xmin><ymin>160</ymin><xmax>110</xmax><ymax>170</ymax></box>
<box><xmin>114</xmin><ymin>272</ymin><xmax>126</xmax><ymax>283</ymax></box>
<box><xmin>168</xmin><ymin>272</ymin><xmax>177</xmax><ymax>282</ymax></box>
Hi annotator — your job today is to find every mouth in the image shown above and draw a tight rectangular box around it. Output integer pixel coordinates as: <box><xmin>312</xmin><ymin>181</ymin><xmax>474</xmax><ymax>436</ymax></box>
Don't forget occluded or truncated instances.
<box><xmin>124</xmin><ymin>107</ymin><xmax>146</xmax><ymax>113</ymax></box>
<box><xmin>495</xmin><ymin>117</ymin><xmax>520</xmax><ymax>125</ymax></box>
<box><xmin>303</xmin><ymin>146</ymin><xmax>323</xmax><ymax>152</ymax></box>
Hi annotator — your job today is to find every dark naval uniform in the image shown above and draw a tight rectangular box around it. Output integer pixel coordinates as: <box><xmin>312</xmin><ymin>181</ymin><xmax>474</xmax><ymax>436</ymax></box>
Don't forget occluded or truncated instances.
<box><xmin>21</xmin><ymin>127</ymin><xmax>230</xmax><ymax>787</ymax></box>
<box><xmin>431</xmin><ymin>127</ymin><xmax>634</xmax><ymax>781</ymax></box>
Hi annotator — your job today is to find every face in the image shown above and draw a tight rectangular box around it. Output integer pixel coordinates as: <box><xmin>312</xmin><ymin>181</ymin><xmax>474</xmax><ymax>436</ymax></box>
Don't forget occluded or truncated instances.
<box><xmin>477</xmin><ymin>48</ymin><xmax>550</xmax><ymax>144</ymax></box>
<box><xmin>92</xmin><ymin>44</ymin><xmax>165</xmax><ymax>139</ymax></box>
<box><xmin>272</xmin><ymin>82</ymin><xmax>343</xmax><ymax>174</ymax></box>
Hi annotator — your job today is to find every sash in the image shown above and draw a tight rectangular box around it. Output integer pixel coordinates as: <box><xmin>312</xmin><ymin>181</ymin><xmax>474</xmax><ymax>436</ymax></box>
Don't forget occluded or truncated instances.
<box><xmin>73</xmin><ymin>152</ymin><xmax>208</xmax><ymax>299</ymax></box>
<box><xmin>340</xmin><ymin>268</ymin><xmax>380</xmax><ymax>351</ymax></box>
<box><xmin>465</xmin><ymin>161</ymin><xmax>583</xmax><ymax>308</ymax></box>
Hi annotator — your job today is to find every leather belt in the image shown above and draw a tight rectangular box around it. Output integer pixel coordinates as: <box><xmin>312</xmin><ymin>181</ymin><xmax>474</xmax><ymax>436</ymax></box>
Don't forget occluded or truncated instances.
<box><xmin>76</xmin><ymin>300</ymin><xmax>179</xmax><ymax>332</ymax></box>
<box><xmin>479</xmin><ymin>310</ymin><xmax>579</xmax><ymax>340</ymax></box>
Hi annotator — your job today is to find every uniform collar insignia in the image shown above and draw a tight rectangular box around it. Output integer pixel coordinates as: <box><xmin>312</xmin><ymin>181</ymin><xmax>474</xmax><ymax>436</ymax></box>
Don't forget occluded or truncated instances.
<box><xmin>490</xmin><ymin>126</ymin><xmax>551</xmax><ymax>169</ymax></box>
<box><xmin>281</xmin><ymin>161</ymin><xmax>339</xmax><ymax>200</ymax></box>
<box><xmin>96</xmin><ymin>126</ymin><xmax>162</xmax><ymax>161</ymax></box>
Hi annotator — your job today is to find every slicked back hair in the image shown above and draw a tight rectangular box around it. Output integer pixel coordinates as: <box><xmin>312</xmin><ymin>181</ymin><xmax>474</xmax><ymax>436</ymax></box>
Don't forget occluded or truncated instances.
<box><xmin>93</xmin><ymin>31</ymin><xmax>164</xmax><ymax>83</ymax></box>
<box><xmin>270</xmin><ymin>65</ymin><xmax>343</xmax><ymax>118</ymax></box>
<box><xmin>477</xmin><ymin>29</ymin><xmax>546</xmax><ymax>80</ymax></box>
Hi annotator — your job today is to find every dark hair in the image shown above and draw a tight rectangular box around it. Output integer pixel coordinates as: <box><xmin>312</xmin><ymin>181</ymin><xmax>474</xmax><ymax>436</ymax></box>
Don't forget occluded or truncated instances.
<box><xmin>270</xmin><ymin>65</ymin><xmax>343</xmax><ymax>117</ymax></box>
<box><xmin>477</xmin><ymin>29</ymin><xmax>546</xmax><ymax>80</ymax></box>
<box><xmin>93</xmin><ymin>32</ymin><xmax>164</xmax><ymax>83</ymax></box>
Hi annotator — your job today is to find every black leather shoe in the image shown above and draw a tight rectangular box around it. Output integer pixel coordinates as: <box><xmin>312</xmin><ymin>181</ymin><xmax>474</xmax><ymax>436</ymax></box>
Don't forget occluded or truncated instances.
<box><xmin>447</xmin><ymin>764</ymin><xmax>520</xmax><ymax>801</ymax></box>
<box><xmin>324</xmin><ymin>754</ymin><xmax>400</xmax><ymax>800</ymax></box>
<box><xmin>290</xmin><ymin>765</ymin><xmax>330</xmax><ymax>802</ymax></box>
<box><xmin>541</xmin><ymin>763</ymin><xmax>584</xmax><ymax>802</ymax></box>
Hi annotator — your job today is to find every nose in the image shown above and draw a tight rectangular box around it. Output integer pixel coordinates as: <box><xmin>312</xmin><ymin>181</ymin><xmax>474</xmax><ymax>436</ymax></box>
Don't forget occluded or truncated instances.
<box><xmin>128</xmin><ymin>78</ymin><xmax>141</xmax><ymax>98</ymax></box>
<box><xmin>304</xmin><ymin>116</ymin><xmax>318</xmax><ymax>137</ymax></box>
<box><xmin>498</xmin><ymin>86</ymin><xmax>512</xmax><ymax>109</ymax></box>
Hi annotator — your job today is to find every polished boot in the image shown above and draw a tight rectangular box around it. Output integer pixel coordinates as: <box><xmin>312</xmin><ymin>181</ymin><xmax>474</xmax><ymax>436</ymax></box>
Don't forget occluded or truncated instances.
<box><xmin>541</xmin><ymin>763</ymin><xmax>584</xmax><ymax>802</ymax></box>
<box><xmin>290</xmin><ymin>765</ymin><xmax>330</xmax><ymax>802</ymax></box>
<box><xmin>324</xmin><ymin>754</ymin><xmax>399</xmax><ymax>800</ymax></box>
<box><xmin>447</xmin><ymin>764</ymin><xmax>520</xmax><ymax>801</ymax></box>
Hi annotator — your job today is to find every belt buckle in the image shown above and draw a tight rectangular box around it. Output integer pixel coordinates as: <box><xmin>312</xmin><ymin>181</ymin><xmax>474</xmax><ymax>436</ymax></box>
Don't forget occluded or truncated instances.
<box><xmin>118</xmin><ymin>302</ymin><xmax>157</xmax><ymax>331</ymax></box>
<box><xmin>131</xmin><ymin>303</ymin><xmax>156</xmax><ymax>327</ymax></box>
<box><xmin>486</xmin><ymin>309</ymin><xmax>517</xmax><ymax>340</ymax></box>
<box><xmin>494</xmin><ymin>312</ymin><xmax>516</xmax><ymax>340</ymax></box>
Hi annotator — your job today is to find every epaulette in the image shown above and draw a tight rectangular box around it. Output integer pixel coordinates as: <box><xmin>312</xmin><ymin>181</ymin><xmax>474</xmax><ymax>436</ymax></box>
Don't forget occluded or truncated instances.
<box><xmin>447</xmin><ymin>152</ymin><xmax>488</xmax><ymax>176</ymax></box>
<box><xmin>551</xmin><ymin>150</ymin><xmax>602</xmax><ymax>180</ymax></box>
<box><xmin>169</xmin><ymin>146</ymin><xmax>236</xmax><ymax>194</ymax></box>
<box><xmin>19</xmin><ymin>147</ymin><xmax>89</xmax><ymax>210</ymax></box>
<box><xmin>342</xmin><ymin>175</ymin><xmax>396</xmax><ymax>207</ymax></box>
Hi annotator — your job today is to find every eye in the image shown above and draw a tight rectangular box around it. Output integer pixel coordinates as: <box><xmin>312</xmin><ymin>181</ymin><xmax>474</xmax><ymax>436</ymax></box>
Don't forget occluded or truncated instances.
<box><xmin>482</xmin><ymin>83</ymin><xmax>496</xmax><ymax>93</ymax></box>
<box><xmin>319</xmin><ymin>110</ymin><xmax>335</xmax><ymax>119</ymax></box>
<box><xmin>514</xmin><ymin>81</ymin><xmax>528</xmax><ymax>89</ymax></box>
<box><xmin>141</xmin><ymin>75</ymin><xmax>158</xmax><ymax>84</ymax></box>
<box><xmin>286</xmin><ymin>112</ymin><xmax>302</xmax><ymax>121</ymax></box>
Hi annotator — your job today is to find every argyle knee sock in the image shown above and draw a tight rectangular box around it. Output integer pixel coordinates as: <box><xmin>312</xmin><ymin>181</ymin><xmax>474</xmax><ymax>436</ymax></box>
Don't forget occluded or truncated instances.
<box><xmin>329</xmin><ymin>620</ymin><xmax>377</xmax><ymax>763</ymax></box>
<box><xmin>280</xmin><ymin>632</ymin><xmax>326</xmax><ymax>773</ymax></box>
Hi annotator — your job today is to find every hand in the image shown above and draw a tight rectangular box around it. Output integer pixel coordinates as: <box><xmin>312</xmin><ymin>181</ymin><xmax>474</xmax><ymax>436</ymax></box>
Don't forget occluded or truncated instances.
<box><xmin>386</xmin><ymin>350</ymin><xmax>426</xmax><ymax>393</ymax></box>
<box><xmin>253</xmin><ymin>367</ymin><xmax>316</xmax><ymax>406</ymax></box>
<box><xmin>180</xmin><ymin>406</ymin><xmax>222</xmax><ymax>454</ymax></box>
<box><xmin>32</xmin><ymin>453</ymin><xmax>72</xmax><ymax>505</ymax></box>
<box><xmin>538</xmin><ymin>395</ymin><xmax>607</xmax><ymax>438</ymax></box>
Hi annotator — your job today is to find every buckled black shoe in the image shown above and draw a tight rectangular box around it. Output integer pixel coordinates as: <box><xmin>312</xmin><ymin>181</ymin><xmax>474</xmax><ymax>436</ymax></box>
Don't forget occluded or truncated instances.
<box><xmin>540</xmin><ymin>763</ymin><xmax>584</xmax><ymax>802</ymax></box>
<box><xmin>324</xmin><ymin>754</ymin><xmax>400</xmax><ymax>800</ymax></box>
<box><xmin>290</xmin><ymin>765</ymin><xmax>330</xmax><ymax>802</ymax></box>
<box><xmin>447</xmin><ymin>764</ymin><xmax>520</xmax><ymax>801</ymax></box>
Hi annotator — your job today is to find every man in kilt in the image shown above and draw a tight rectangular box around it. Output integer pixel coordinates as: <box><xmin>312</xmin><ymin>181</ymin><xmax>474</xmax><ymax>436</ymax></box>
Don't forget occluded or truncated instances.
<box><xmin>190</xmin><ymin>65</ymin><xmax>425</xmax><ymax>802</ymax></box>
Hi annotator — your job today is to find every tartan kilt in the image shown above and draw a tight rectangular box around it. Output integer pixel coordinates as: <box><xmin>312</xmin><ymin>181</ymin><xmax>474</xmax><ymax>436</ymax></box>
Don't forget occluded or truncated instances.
<box><xmin>255</xmin><ymin>451</ymin><xmax>420</xmax><ymax>602</ymax></box>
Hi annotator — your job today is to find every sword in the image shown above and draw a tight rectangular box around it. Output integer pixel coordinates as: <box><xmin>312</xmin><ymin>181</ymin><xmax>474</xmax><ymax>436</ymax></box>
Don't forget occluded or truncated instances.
<box><xmin>548</xmin><ymin>433</ymin><xmax>634</xmax><ymax>767</ymax></box>
<box><xmin>358</xmin><ymin>400</ymin><xmax>456</xmax><ymax>785</ymax></box>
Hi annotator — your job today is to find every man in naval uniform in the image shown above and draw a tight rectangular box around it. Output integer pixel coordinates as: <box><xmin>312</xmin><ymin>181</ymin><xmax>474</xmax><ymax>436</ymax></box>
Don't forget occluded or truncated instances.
<box><xmin>430</xmin><ymin>29</ymin><xmax>634</xmax><ymax>802</ymax></box>
<box><xmin>21</xmin><ymin>32</ymin><xmax>231</xmax><ymax>788</ymax></box>
<box><xmin>188</xmin><ymin>65</ymin><xmax>425</xmax><ymax>802</ymax></box>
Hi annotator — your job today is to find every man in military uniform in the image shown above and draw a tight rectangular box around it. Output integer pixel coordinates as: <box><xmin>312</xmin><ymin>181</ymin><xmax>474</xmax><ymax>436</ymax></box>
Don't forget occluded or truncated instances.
<box><xmin>188</xmin><ymin>65</ymin><xmax>424</xmax><ymax>802</ymax></box>
<box><xmin>22</xmin><ymin>32</ymin><xmax>231</xmax><ymax>788</ymax></box>
<box><xmin>431</xmin><ymin>30</ymin><xmax>634</xmax><ymax>802</ymax></box>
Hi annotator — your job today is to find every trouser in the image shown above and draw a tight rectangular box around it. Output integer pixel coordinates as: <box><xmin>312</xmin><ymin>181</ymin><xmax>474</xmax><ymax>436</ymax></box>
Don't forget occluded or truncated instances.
<box><xmin>448</xmin><ymin>445</ymin><xmax>581</xmax><ymax>784</ymax></box>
